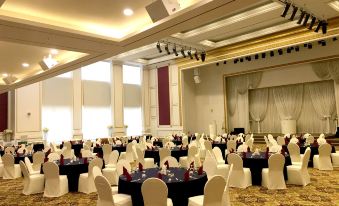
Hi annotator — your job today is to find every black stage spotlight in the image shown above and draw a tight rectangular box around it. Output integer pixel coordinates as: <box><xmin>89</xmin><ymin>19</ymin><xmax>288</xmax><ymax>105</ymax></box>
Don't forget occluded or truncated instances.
<box><xmin>156</xmin><ymin>42</ymin><xmax>162</xmax><ymax>53</ymax></box>
<box><xmin>247</xmin><ymin>56</ymin><xmax>251</xmax><ymax>61</ymax></box>
<box><xmin>187</xmin><ymin>49</ymin><xmax>193</xmax><ymax>59</ymax></box>
<box><xmin>262</xmin><ymin>53</ymin><xmax>266</xmax><ymax>58</ymax></box>
<box><xmin>295</xmin><ymin>46</ymin><xmax>300</xmax><ymax>52</ymax></box>
<box><xmin>322</xmin><ymin>21</ymin><xmax>328</xmax><ymax>34</ymax></box>
<box><xmin>315</xmin><ymin>20</ymin><xmax>323</xmax><ymax>33</ymax></box>
<box><xmin>255</xmin><ymin>54</ymin><xmax>259</xmax><ymax>60</ymax></box>
<box><xmin>240</xmin><ymin>58</ymin><xmax>244</xmax><ymax>62</ymax></box>
<box><xmin>297</xmin><ymin>11</ymin><xmax>306</xmax><ymax>24</ymax></box>
<box><xmin>201</xmin><ymin>51</ymin><xmax>206</xmax><ymax>62</ymax></box>
<box><xmin>216</xmin><ymin>62</ymin><xmax>219</xmax><ymax>66</ymax></box>
<box><xmin>303</xmin><ymin>13</ymin><xmax>310</xmax><ymax>26</ymax></box>
<box><xmin>278</xmin><ymin>49</ymin><xmax>283</xmax><ymax>55</ymax></box>
<box><xmin>180</xmin><ymin>47</ymin><xmax>186</xmax><ymax>58</ymax></box>
<box><xmin>281</xmin><ymin>2</ymin><xmax>291</xmax><ymax>18</ymax></box>
<box><xmin>308</xmin><ymin>43</ymin><xmax>313</xmax><ymax>49</ymax></box>
<box><xmin>289</xmin><ymin>6</ymin><xmax>298</xmax><ymax>21</ymax></box>
<box><xmin>173</xmin><ymin>45</ymin><xmax>179</xmax><ymax>56</ymax></box>
<box><xmin>234</xmin><ymin>59</ymin><xmax>238</xmax><ymax>64</ymax></box>
<box><xmin>304</xmin><ymin>43</ymin><xmax>308</xmax><ymax>48</ymax></box>
<box><xmin>308</xmin><ymin>16</ymin><xmax>317</xmax><ymax>30</ymax></box>
<box><xmin>333</xmin><ymin>37</ymin><xmax>338</xmax><ymax>41</ymax></box>
<box><xmin>165</xmin><ymin>43</ymin><xmax>170</xmax><ymax>54</ymax></box>
<box><xmin>270</xmin><ymin>51</ymin><xmax>274</xmax><ymax>57</ymax></box>
<box><xmin>223</xmin><ymin>61</ymin><xmax>227</xmax><ymax>64</ymax></box>
<box><xmin>194</xmin><ymin>50</ymin><xmax>199</xmax><ymax>61</ymax></box>
<box><xmin>287</xmin><ymin>48</ymin><xmax>291</xmax><ymax>53</ymax></box>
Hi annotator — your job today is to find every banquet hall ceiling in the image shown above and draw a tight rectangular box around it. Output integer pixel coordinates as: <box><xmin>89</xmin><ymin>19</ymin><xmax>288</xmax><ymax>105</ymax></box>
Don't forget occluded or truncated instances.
<box><xmin>0</xmin><ymin>0</ymin><xmax>339</xmax><ymax>92</ymax></box>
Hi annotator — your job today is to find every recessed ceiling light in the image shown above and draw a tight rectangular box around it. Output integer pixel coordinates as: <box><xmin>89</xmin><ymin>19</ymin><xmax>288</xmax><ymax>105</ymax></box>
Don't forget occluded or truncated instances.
<box><xmin>50</xmin><ymin>49</ymin><xmax>59</xmax><ymax>55</ymax></box>
<box><xmin>123</xmin><ymin>8</ymin><xmax>134</xmax><ymax>16</ymax></box>
<box><xmin>329</xmin><ymin>1</ymin><xmax>339</xmax><ymax>12</ymax></box>
<box><xmin>22</xmin><ymin>63</ymin><xmax>30</xmax><ymax>68</ymax></box>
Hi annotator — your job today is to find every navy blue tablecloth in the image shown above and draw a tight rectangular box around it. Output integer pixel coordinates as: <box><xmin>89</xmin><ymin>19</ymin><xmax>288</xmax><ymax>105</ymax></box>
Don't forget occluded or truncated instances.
<box><xmin>144</xmin><ymin>147</ymin><xmax>188</xmax><ymax>165</ymax></box>
<box><xmin>93</xmin><ymin>145</ymin><xmax>126</xmax><ymax>156</ymax></box>
<box><xmin>118</xmin><ymin>167</ymin><xmax>207</xmax><ymax>206</ymax></box>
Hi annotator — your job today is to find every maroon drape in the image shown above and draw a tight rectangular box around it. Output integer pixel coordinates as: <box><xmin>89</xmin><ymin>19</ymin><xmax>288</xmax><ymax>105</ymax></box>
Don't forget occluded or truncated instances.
<box><xmin>157</xmin><ymin>67</ymin><xmax>170</xmax><ymax>125</ymax></box>
<box><xmin>0</xmin><ymin>92</ymin><xmax>8</xmax><ymax>131</ymax></box>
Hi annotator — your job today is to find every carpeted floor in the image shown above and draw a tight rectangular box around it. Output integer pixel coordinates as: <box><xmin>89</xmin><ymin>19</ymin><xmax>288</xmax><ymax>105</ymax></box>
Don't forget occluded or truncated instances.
<box><xmin>0</xmin><ymin>167</ymin><xmax>338</xmax><ymax>206</ymax></box>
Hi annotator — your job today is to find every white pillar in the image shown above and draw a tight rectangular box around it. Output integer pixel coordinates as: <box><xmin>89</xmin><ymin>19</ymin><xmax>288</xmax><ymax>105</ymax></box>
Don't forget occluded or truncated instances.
<box><xmin>72</xmin><ymin>70</ymin><xmax>82</xmax><ymax>135</ymax></box>
<box><xmin>111</xmin><ymin>63</ymin><xmax>125</xmax><ymax>136</ymax></box>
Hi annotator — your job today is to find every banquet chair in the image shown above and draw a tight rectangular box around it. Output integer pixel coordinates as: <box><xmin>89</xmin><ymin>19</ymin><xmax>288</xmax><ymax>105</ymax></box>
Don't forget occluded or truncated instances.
<box><xmin>94</xmin><ymin>166</ymin><xmax>119</xmax><ymax>194</ymax></box>
<box><xmin>136</xmin><ymin>148</ymin><xmax>155</xmax><ymax>169</ymax></box>
<box><xmin>262</xmin><ymin>154</ymin><xmax>286</xmax><ymax>189</ymax></box>
<box><xmin>85</xmin><ymin>140</ymin><xmax>93</xmax><ymax>148</ymax></box>
<box><xmin>198</xmin><ymin>138</ymin><xmax>206</xmax><ymax>159</ymax></box>
<box><xmin>105</xmin><ymin>150</ymin><xmax>119</xmax><ymax>168</ymax></box>
<box><xmin>245</xmin><ymin>134</ymin><xmax>251</xmax><ymax>142</ymax></box>
<box><xmin>227</xmin><ymin>153</ymin><xmax>252</xmax><ymax>188</ymax></box>
<box><xmin>212</xmin><ymin>147</ymin><xmax>225</xmax><ymax>165</ymax></box>
<box><xmin>263</xmin><ymin>136</ymin><xmax>270</xmax><ymax>147</ymax></box>
<box><xmin>26</xmin><ymin>144</ymin><xmax>33</xmax><ymax>154</ymax></box>
<box><xmin>102</xmin><ymin>144</ymin><xmax>113</xmax><ymax>163</ymax></box>
<box><xmin>43</xmin><ymin>146</ymin><xmax>51</xmax><ymax>153</ymax></box>
<box><xmin>81</xmin><ymin>149</ymin><xmax>93</xmax><ymax>158</ymax></box>
<box><xmin>222</xmin><ymin>164</ymin><xmax>233</xmax><ymax>206</ymax></box>
<box><xmin>287</xmin><ymin>148</ymin><xmax>311</xmax><ymax>186</ymax></box>
<box><xmin>62</xmin><ymin>148</ymin><xmax>75</xmax><ymax>159</ymax></box>
<box><xmin>287</xmin><ymin>143</ymin><xmax>302</xmax><ymax>165</ymax></box>
<box><xmin>115</xmin><ymin>159</ymin><xmax>132</xmax><ymax>185</ymax></box>
<box><xmin>188</xmin><ymin>175</ymin><xmax>226</xmax><ymax>206</ymax></box>
<box><xmin>43</xmin><ymin>162</ymin><xmax>68</xmax><ymax>197</ymax></box>
<box><xmin>24</xmin><ymin>157</ymin><xmax>40</xmax><ymax>175</ymax></box>
<box><xmin>317</xmin><ymin>136</ymin><xmax>327</xmax><ymax>145</ymax></box>
<box><xmin>226</xmin><ymin>140</ymin><xmax>236</xmax><ymax>155</ymax></box>
<box><xmin>179</xmin><ymin>145</ymin><xmax>198</xmax><ymax>168</ymax></box>
<box><xmin>95</xmin><ymin>175</ymin><xmax>132</xmax><ymax>206</ymax></box>
<box><xmin>63</xmin><ymin>141</ymin><xmax>72</xmax><ymax>150</ymax></box>
<box><xmin>142</xmin><ymin>178</ymin><xmax>173</xmax><ymax>206</ymax></box>
<box><xmin>78</xmin><ymin>158</ymin><xmax>104</xmax><ymax>194</ymax></box>
<box><xmin>160</xmin><ymin>156</ymin><xmax>179</xmax><ymax>168</ymax></box>
<box><xmin>245</xmin><ymin>137</ymin><xmax>254</xmax><ymax>150</ymax></box>
<box><xmin>182</xmin><ymin>136</ymin><xmax>189</xmax><ymax>147</ymax></box>
<box><xmin>17</xmin><ymin>145</ymin><xmax>27</xmax><ymax>155</ymax></box>
<box><xmin>124</xmin><ymin>143</ymin><xmax>137</xmax><ymax>163</ymax></box>
<box><xmin>2</xmin><ymin>154</ymin><xmax>21</xmax><ymax>179</ymax></box>
<box><xmin>0</xmin><ymin>157</ymin><xmax>3</xmax><ymax>177</ymax></box>
<box><xmin>19</xmin><ymin>161</ymin><xmax>45</xmax><ymax>195</ymax></box>
<box><xmin>47</xmin><ymin>153</ymin><xmax>60</xmax><ymax>162</ymax></box>
<box><xmin>32</xmin><ymin>151</ymin><xmax>45</xmax><ymax>171</ymax></box>
<box><xmin>159</xmin><ymin>148</ymin><xmax>171</xmax><ymax>164</ymax></box>
<box><xmin>204</xmin><ymin>141</ymin><xmax>212</xmax><ymax>152</ymax></box>
<box><xmin>50</xmin><ymin>142</ymin><xmax>62</xmax><ymax>155</ymax></box>
<box><xmin>306</xmin><ymin>135</ymin><xmax>314</xmax><ymax>145</ymax></box>
<box><xmin>203</xmin><ymin>151</ymin><xmax>228</xmax><ymax>179</ymax></box>
<box><xmin>289</xmin><ymin>137</ymin><xmax>299</xmax><ymax>144</ymax></box>
<box><xmin>214</xmin><ymin>136</ymin><xmax>221</xmax><ymax>142</ymax></box>
<box><xmin>313</xmin><ymin>143</ymin><xmax>333</xmax><ymax>170</ymax></box>
<box><xmin>331</xmin><ymin>152</ymin><xmax>339</xmax><ymax>167</ymax></box>
<box><xmin>5</xmin><ymin>147</ymin><xmax>15</xmax><ymax>154</ymax></box>
<box><xmin>277</xmin><ymin>136</ymin><xmax>285</xmax><ymax>146</ymax></box>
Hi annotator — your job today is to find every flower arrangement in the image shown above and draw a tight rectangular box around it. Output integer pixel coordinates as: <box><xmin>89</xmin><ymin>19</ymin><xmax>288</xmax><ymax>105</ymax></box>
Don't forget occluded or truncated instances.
<box><xmin>42</xmin><ymin>128</ymin><xmax>49</xmax><ymax>133</ymax></box>
<box><xmin>107</xmin><ymin>125</ymin><xmax>113</xmax><ymax>129</ymax></box>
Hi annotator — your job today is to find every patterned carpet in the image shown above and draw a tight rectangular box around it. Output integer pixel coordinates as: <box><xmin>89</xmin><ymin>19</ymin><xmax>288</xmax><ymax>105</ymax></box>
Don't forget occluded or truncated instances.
<box><xmin>0</xmin><ymin>167</ymin><xmax>338</xmax><ymax>206</ymax></box>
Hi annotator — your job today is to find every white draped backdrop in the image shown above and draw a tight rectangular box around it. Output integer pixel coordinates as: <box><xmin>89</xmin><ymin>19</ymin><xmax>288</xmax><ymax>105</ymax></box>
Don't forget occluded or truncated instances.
<box><xmin>226</xmin><ymin>59</ymin><xmax>339</xmax><ymax>134</ymax></box>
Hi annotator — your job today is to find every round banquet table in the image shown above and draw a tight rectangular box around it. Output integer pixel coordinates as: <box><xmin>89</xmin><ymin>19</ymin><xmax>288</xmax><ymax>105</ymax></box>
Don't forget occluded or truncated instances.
<box><xmin>92</xmin><ymin>145</ymin><xmax>126</xmax><ymax>156</ymax></box>
<box><xmin>14</xmin><ymin>154</ymin><xmax>33</xmax><ymax>164</ymax></box>
<box><xmin>54</xmin><ymin>158</ymin><xmax>89</xmax><ymax>192</ymax></box>
<box><xmin>282</xmin><ymin>144</ymin><xmax>336</xmax><ymax>167</ymax></box>
<box><xmin>144</xmin><ymin>147</ymin><xmax>188</xmax><ymax>165</ymax></box>
<box><xmin>225</xmin><ymin>152</ymin><xmax>291</xmax><ymax>186</ymax></box>
<box><xmin>152</xmin><ymin>141</ymin><xmax>163</xmax><ymax>147</ymax></box>
<box><xmin>212</xmin><ymin>141</ymin><xmax>243</xmax><ymax>158</ymax></box>
<box><xmin>33</xmin><ymin>143</ymin><xmax>44</xmax><ymax>152</ymax></box>
<box><xmin>118</xmin><ymin>167</ymin><xmax>207</xmax><ymax>206</ymax></box>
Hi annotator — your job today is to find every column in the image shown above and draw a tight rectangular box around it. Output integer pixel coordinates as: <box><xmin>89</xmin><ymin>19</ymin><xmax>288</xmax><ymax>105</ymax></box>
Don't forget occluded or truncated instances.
<box><xmin>111</xmin><ymin>62</ymin><xmax>125</xmax><ymax>136</ymax></box>
<box><xmin>72</xmin><ymin>70</ymin><xmax>82</xmax><ymax>136</ymax></box>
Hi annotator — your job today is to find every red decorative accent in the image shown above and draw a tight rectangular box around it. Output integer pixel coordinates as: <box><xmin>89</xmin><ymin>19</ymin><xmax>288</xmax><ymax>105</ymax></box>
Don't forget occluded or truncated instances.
<box><xmin>198</xmin><ymin>166</ymin><xmax>203</xmax><ymax>175</ymax></box>
<box><xmin>138</xmin><ymin>162</ymin><xmax>143</xmax><ymax>171</ymax></box>
<box><xmin>0</xmin><ymin>92</ymin><xmax>8</xmax><ymax>131</ymax></box>
<box><xmin>157</xmin><ymin>172</ymin><xmax>163</xmax><ymax>179</ymax></box>
<box><xmin>157</xmin><ymin>66</ymin><xmax>171</xmax><ymax>125</ymax></box>
<box><xmin>184</xmin><ymin>169</ymin><xmax>189</xmax><ymax>182</ymax></box>
<box><xmin>164</xmin><ymin>160</ymin><xmax>169</xmax><ymax>169</ymax></box>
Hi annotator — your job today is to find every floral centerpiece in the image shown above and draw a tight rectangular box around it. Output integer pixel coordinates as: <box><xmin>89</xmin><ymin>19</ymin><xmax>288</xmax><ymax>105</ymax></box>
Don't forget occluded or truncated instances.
<box><xmin>43</xmin><ymin>128</ymin><xmax>49</xmax><ymax>133</ymax></box>
<box><xmin>3</xmin><ymin>129</ymin><xmax>13</xmax><ymax>142</ymax></box>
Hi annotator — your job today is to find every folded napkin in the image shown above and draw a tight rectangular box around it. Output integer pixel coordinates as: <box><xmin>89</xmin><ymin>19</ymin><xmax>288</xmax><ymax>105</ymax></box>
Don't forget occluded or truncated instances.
<box><xmin>138</xmin><ymin>162</ymin><xmax>143</xmax><ymax>171</ymax></box>
<box><xmin>23</xmin><ymin>149</ymin><xmax>26</xmax><ymax>154</ymax></box>
<box><xmin>157</xmin><ymin>172</ymin><xmax>163</xmax><ymax>179</ymax></box>
<box><xmin>198</xmin><ymin>166</ymin><xmax>203</xmax><ymax>175</ymax></box>
<box><xmin>164</xmin><ymin>160</ymin><xmax>169</xmax><ymax>169</ymax></box>
<box><xmin>247</xmin><ymin>147</ymin><xmax>250</xmax><ymax>152</ymax></box>
<box><xmin>45</xmin><ymin>149</ymin><xmax>51</xmax><ymax>157</ymax></box>
<box><xmin>190</xmin><ymin>161</ymin><xmax>194</xmax><ymax>169</ymax></box>
<box><xmin>78</xmin><ymin>152</ymin><xmax>82</xmax><ymax>159</ymax></box>
<box><xmin>44</xmin><ymin>157</ymin><xmax>49</xmax><ymax>162</ymax></box>
<box><xmin>60</xmin><ymin>154</ymin><xmax>64</xmax><ymax>165</ymax></box>
<box><xmin>184</xmin><ymin>169</ymin><xmax>190</xmax><ymax>182</ymax></box>
<box><xmin>123</xmin><ymin>167</ymin><xmax>132</xmax><ymax>181</ymax></box>
<box><xmin>83</xmin><ymin>158</ymin><xmax>88</xmax><ymax>164</ymax></box>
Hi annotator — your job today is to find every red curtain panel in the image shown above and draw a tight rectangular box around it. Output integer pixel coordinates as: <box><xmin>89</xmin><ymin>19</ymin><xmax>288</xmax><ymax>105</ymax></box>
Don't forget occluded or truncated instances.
<box><xmin>157</xmin><ymin>66</ymin><xmax>171</xmax><ymax>125</ymax></box>
<box><xmin>0</xmin><ymin>92</ymin><xmax>8</xmax><ymax>131</ymax></box>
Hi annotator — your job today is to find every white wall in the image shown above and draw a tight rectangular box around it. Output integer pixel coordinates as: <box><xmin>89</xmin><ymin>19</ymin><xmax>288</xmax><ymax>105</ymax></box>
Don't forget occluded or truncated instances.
<box><xmin>182</xmin><ymin>39</ymin><xmax>339</xmax><ymax>134</ymax></box>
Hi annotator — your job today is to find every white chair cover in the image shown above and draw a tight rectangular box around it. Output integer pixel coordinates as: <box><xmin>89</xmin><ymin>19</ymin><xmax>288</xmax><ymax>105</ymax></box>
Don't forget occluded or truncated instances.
<box><xmin>24</xmin><ymin>157</ymin><xmax>40</xmax><ymax>175</ymax></box>
<box><xmin>227</xmin><ymin>153</ymin><xmax>252</xmax><ymax>188</ymax></box>
<box><xmin>19</xmin><ymin>161</ymin><xmax>44</xmax><ymax>195</ymax></box>
<box><xmin>32</xmin><ymin>151</ymin><xmax>45</xmax><ymax>172</ymax></box>
<box><xmin>159</xmin><ymin>148</ymin><xmax>171</xmax><ymax>165</ymax></box>
<box><xmin>262</xmin><ymin>154</ymin><xmax>286</xmax><ymax>189</ymax></box>
<box><xmin>43</xmin><ymin>162</ymin><xmax>69</xmax><ymax>197</ymax></box>
<box><xmin>2</xmin><ymin>154</ymin><xmax>21</xmax><ymax>179</ymax></box>
<box><xmin>313</xmin><ymin>143</ymin><xmax>333</xmax><ymax>170</ymax></box>
<box><xmin>160</xmin><ymin>156</ymin><xmax>179</xmax><ymax>168</ymax></box>
<box><xmin>212</xmin><ymin>147</ymin><xmax>225</xmax><ymax>165</ymax></box>
<box><xmin>287</xmin><ymin>143</ymin><xmax>302</xmax><ymax>165</ymax></box>
<box><xmin>226</xmin><ymin>140</ymin><xmax>236</xmax><ymax>154</ymax></box>
<box><xmin>142</xmin><ymin>178</ymin><xmax>173</xmax><ymax>206</ymax></box>
<box><xmin>287</xmin><ymin>148</ymin><xmax>311</xmax><ymax>186</ymax></box>
<box><xmin>78</xmin><ymin>158</ymin><xmax>104</xmax><ymax>194</ymax></box>
<box><xmin>277</xmin><ymin>136</ymin><xmax>285</xmax><ymax>146</ymax></box>
<box><xmin>48</xmin><ymin>153</ymin><xmax>60</xmax><ymax>162</ymax></box>
<box><xmin>222</xmin><ymin>164</ymin><xmax>233</xmax><ymax>206</ymax></box>
<box><xmin>102</xmin><ymin>144</ymin><xmax>113</xmax><ymax>163</ymax></box>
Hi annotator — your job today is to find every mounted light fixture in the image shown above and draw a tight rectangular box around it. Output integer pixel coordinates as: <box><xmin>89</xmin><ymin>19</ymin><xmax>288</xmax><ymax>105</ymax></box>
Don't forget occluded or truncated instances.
<box><xmin>194</xmin><ymin>50</ymin><xmax>199</xmax><ymax>61</ymax></box>
<box><xmin>187</xmin><ymin>49</ymin><xmax>193</xmax><ymax>59</ymax></box>
<box><xmin>165</xmin><ymin>43</ymin><xmax>170</xmax><ymax>55</ymax></box>
<box><xmin>308</xmin><ymin>16</ymin><xmax>317</xmax><ymax>30</ymax></box>
<box><xmin>303</xmin><ymin>13</ymin><xmax>310</xmax><ymax>26</ymax></box>
<box><xmin>289</xmin><ymin>6</ymin><xmax>298</xmax><ymax>21</ymax></box>
<box><xmin>201</xmin><ymin>51</ymin><xmax>206</xmax><ymax>62</ymax></box>
<box><xmin>297</xmin><ymin>11</ymin><xmax>306</xmax><ymax>24</ymax></box>
<box><xmin>281</xmin><ymin>2</ymin><xmax>291</xmax><ymax>18</ymax></box>
<box><xmin>180</xmin><ymin>47</ymin><xmax>186</xmax><ymax>58</ymax></box>
<box><xmin>156</xmin><ymin>42</ymin><xmax>162</xmax><ymax>53</ymax></box>
<box><xmin>315</xmin><ymin>20</ymin><xmax>323</xmax><ymax>33</ymax></box>
<box><xmin>322</xmin><ymin>21</ymin><xmax>328</xmax><ymax>34</ymax></box>
<box><xmin>173</xmin><ymin>44</ymin><xmax>178</xmax><ymax>56</ymax></box>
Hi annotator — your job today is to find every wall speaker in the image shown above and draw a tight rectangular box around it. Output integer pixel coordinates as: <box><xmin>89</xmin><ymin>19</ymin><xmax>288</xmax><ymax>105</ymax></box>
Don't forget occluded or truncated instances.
<box><xmin>2</xmin><ymin>75</ymin><xmax>17</xmax><ymax>85</ymax></box>
<box><xmin>146</xmin><ymin>0</ymin><xmax>180</xmax><ymax>23</ymax></box>
<box><xmin>39</xmin><ymin>60</ymin><xmax>49</xmax><ymax>71</ymax></box>
<box><xmin>0</xmin><ymin>0</ymin><xmax>5</xmax><ymax>8</ymax></box>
